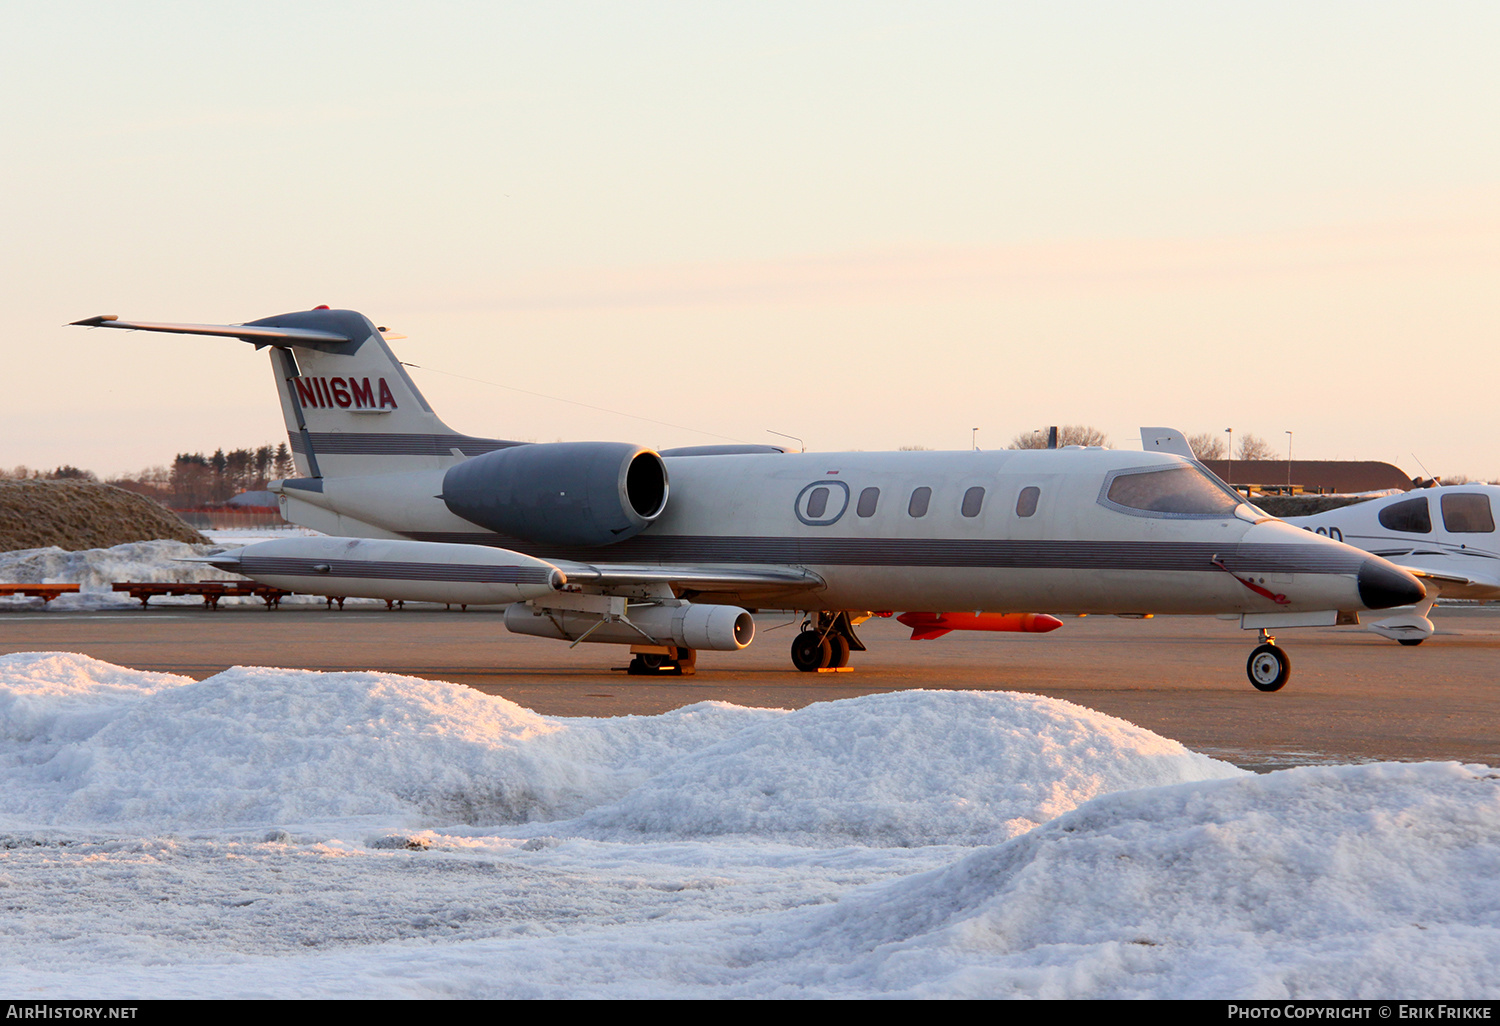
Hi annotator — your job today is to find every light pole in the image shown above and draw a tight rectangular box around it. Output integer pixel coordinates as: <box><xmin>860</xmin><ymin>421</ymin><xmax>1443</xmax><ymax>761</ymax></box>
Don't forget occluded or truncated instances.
<box><xmin>972</xmin><ymin>427</ymin><xmax>978</xmax><ymax>452</ymax></box>
<box><xmin>1285</xmin><ymin>430</ymin><xmax>1294</xmax><ymax>490</ymax></box>
<box><xmin>1225</xmin><ymin>428</ymin><xmax>1233</xmax><ymax>488</ymax></box>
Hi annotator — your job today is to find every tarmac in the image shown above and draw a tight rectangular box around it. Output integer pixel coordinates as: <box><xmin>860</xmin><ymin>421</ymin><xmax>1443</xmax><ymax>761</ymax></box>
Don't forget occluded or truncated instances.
<box><xmin>3</xmin><ymin>602</ymin><xmax>1497</xmax><ymax>771</ymax></box>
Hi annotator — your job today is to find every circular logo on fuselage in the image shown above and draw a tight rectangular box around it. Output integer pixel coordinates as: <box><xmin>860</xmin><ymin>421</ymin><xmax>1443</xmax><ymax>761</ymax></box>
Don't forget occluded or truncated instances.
<box><xmin>794</xmin><ymin>480</ymin><xmax>851</xmax><ymax>526</ymax></box>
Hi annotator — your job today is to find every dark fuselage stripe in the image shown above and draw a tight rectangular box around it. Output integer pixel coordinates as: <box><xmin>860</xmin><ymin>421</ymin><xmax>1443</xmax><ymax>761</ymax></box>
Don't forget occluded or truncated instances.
<box><xmin>402</xmin><ymin>533</ymin><xmax>1366</xmax><ymax>575</ymax></box>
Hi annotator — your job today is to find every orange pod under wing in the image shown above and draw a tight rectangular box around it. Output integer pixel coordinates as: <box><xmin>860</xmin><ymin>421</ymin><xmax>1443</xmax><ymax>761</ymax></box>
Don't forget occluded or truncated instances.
<box><xmin>896</xmin><ymin>611</ymin><xmax>1064</xmax><ymax>640</ymax></box>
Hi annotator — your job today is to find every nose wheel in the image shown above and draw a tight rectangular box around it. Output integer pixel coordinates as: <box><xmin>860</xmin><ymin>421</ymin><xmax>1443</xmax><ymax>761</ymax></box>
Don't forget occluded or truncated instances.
<box><xmin>1246</xmin><ymin>634</ymin><xmax>1290</xmax><ymax>692</ymax></box>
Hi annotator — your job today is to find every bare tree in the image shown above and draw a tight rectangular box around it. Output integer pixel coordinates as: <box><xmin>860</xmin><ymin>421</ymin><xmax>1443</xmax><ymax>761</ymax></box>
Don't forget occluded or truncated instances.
<box><xmin>1237</xmin><ymin>433</ymin><xmax>1276</xmax><ymax>461</ymax></box>
<box><xmin>1009</xmin><ymin>425</ymin><xmax>1110</xmax><ymax>449</ymax></box>
<box><xmin>1186</xmin><ymin>432</ymin><xmax>1227</xmax><ymax>460</ymax></box>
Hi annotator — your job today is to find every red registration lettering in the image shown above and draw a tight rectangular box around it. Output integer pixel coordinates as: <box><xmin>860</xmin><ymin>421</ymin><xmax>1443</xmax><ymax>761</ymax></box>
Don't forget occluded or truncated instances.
<box><xmin>295</xmin><ymin>378</ymin><xmax>320</xmax><ymax>408</ymax></box>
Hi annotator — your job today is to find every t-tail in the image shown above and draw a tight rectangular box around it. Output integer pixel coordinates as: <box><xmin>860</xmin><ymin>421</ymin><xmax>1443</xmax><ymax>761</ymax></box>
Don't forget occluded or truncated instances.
<box><xmin>71</xmin><ymin>307</ymin><xmax>519</xmax><ymax>479</ymax></box>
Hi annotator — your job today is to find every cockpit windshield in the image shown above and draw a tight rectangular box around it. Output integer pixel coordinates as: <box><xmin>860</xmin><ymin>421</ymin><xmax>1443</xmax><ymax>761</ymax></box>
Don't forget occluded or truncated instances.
<box><xmin>1101</xmin><ymin>464</ymin><xmax>1247</xmax><ymax>519</ymax></box>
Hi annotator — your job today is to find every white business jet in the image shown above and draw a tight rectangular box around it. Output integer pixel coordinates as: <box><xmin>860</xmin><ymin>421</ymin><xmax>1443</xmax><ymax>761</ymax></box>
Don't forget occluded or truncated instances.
<box><xmin>1282</xmin><ymin>486</ymin><xmax>1500</xmax><ymax>644</ymax></box>
<box><xmin>72</xmin><ymin>308</ymin><xmax>1425</xmax><ymax>690</ymax></box>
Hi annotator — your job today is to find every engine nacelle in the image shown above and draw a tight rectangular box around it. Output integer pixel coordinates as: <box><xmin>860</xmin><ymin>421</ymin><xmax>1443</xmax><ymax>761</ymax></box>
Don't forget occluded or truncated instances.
<box><xmin>504</xmin><ymin>601</ymin><xmax>755</xmax><ymax>651</ymax></box>
<box><xmin>442</xmin><ymin>441</ymin><xmax>668</xmax><ymax>547</ymax></box>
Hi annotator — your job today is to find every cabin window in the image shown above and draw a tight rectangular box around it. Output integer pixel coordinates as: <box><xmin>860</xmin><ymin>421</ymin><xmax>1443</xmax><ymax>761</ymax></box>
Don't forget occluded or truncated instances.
<box><xmin>908</xmin><ymin>487</ymin><xmax>931</xmax><ymax>518</ymax></box>
<box><xmin>857</xmin><ymin>487</ymin><xmax>880</xmax><ymax>518</ymax></box>
<box><xmin>806</xmin><ymin>487</ymin><xmax>830</xmax><ymax>519</ymax></box>
<box><xmin>1378</xmin><ymin>496</ymin><xmax>1432</xmax><ymax>534</ymax></box>
<box><xmin>1441</xmin><ymin>493</ymin><xmax>1495</xmax><ymax>533</ymax></box>
<box><xmin>961</xmin><ymin>487</ymin><xmax>985</xmax><ymax>518</ymax></box>
<box><xmin>1101</xmin><ymin>464</ymin><xmax>1243</xmax><ymax>518</ymax></box>
<box><xmin>1016</xmin><ymin>486</ymin><xmax>1040</xmax><ymax>518</ymax></box>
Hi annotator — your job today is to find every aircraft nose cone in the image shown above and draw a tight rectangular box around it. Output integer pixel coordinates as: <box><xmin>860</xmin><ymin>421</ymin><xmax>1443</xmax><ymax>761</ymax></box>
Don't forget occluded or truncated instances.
<box><xmin>1357</xmin><ymin>559</ymin><xmax>1426</xmax><ymax>610</ymax></box>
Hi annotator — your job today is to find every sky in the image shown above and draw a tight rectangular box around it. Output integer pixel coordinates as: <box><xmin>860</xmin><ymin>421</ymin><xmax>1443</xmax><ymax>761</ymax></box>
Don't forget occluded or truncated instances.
<box><xmin>4</xmin><ymin>2</ymin><xmax>1499</xmax><ymax>480</ymax></box>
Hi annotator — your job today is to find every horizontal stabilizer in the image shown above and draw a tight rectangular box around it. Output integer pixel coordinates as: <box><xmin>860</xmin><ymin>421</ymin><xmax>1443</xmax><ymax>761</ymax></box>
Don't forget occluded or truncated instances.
<box><xmin>70</xmin><ymin>315</ymin><xmax>358</xmax><ymax>351</ymax></box>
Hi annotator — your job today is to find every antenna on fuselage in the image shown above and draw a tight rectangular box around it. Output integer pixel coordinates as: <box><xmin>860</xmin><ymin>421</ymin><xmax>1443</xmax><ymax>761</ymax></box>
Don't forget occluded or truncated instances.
<box><xmin>768</xmin><ymin>429</ymin><xmax>805</xmax><ymax>453</ymax></box>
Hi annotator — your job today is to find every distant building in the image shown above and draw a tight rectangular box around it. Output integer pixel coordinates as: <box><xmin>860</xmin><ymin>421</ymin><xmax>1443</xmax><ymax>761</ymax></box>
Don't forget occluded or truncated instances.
<box><xmin>1199</xmin><ymin>460</ymin><xmax>1412</xmax><ymax>495</ymax></box>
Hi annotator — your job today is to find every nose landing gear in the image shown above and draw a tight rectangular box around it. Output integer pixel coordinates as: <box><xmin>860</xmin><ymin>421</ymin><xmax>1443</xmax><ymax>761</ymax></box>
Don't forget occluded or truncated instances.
<box><xmin>1247</xmin><ymin>629</ymin><xmax>1290</xmax><ymax>692</ymax></box>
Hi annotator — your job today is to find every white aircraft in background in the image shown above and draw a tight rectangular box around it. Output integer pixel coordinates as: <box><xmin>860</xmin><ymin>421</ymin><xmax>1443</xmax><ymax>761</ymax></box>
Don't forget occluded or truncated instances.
<box><xmin>1283</xmin><ymin>486</ymin><xmax>1500</xmax><ymax>645</ymax></box>
<box><xmin>72</xmin><ymin>308</ymin><xmax>1425</xmax><ymax>691</ymax></box>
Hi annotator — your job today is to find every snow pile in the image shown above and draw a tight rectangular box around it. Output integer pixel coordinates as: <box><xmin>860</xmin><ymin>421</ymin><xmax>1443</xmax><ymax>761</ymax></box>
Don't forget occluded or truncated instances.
<box><xmin>0</xmin><ymin>653</ymin><xmax>774</xmax><ymax>830</ymax></box>
<box><xmin>736</xmin><ymin>761</ymin><xmax>1500</xmax><ymax>998</ymax></box>
<box><xmin>0</xmin><ymin>533</ymin><xmax>327</xmax><ymax>609</ymax></box>
<box><xmin>1</xmin><ymin>652</ymin><xmax>1497</xmax><ymax>999</ymax></box>
<box><xmin>0</xmin><ymin>655</ymin><xmax>1233</xmax><ymax>840</ymax></box>
<box><xmin>0</xmin><ymin>540</ymin><xmax>237</xmax><ymax>609</ymax></box>
<box><xmin>575</xmin><ymin>689</ymin><xmax>1241</xmax><ymax>846</ymax></box>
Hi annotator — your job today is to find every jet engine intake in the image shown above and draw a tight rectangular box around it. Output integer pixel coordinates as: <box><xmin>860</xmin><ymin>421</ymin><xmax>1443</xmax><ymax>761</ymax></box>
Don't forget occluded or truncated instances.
<box><xmin>442</xmin><ymin>441</ymin><xmax>668</xmax><ymax>547</ymax></box>
<box><xmin>504</xmin><ymin>600</ymin><xmax>754</xmax><ymax>651</ymax></box>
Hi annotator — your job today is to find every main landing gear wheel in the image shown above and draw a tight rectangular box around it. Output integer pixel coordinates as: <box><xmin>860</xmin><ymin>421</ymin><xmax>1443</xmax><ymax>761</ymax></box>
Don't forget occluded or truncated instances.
<box><xmin>790</xmin><ymin>612</ymin><xmax>868</xmax><ymax>671</ymax></box>
<box><xmin>1398</xmin><ymin>638</ymin><xmax>1424</xmax><ymax>647</ymax></box>
<box><xmin>627</xmin><ymin>647</ymin><xmax>697</xmax><ymax>676</ymax></box>
<box><xmin>1247</xmin><ymin>643</ymin><xmax>1290</xmax><ymax>692</ymax></box>
<box><xmin>827</xmin><ymin>634</ymin><xmax>851</xmax><ymax>669</ymax></box>
<box><xmin>791</xmin><ymin>631</ymin><xmax>832</xmax><ymax>671</ymax></box>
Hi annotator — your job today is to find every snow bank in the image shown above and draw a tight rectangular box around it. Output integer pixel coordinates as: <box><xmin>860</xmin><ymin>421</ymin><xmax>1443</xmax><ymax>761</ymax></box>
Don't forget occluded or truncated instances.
<box><xmin>745</xmin><ymin>761</ymin><xmax>1500</xmax><ymax>998</ymax></box>
<box><xmin>3</xmin><ymin>653</ymin><xmax>1495</xmax><ymax>998</ymax></box>
<box><xmin>0</xmin><ymin>653</ymin><xmax>773</xmax><ymax>830</ymax></box>
<box><xmin>575</xmin><ymin>689</ymin><xmax>1243</xmax><ymax>846</ymax></box>
<box><xmin>6</xmin><ymin>764</ymin><xmax>1495</xmax><ymax>999</ymax></box>
<box><xmin>0</xmin><ymin>655</ymin><xmax>1239</xmax><ymax>842</ymax></box>
<box><xmin>0</xmin><ymin>534</ymin><xmax>336</xmax><ymax>609</ymax></box>
<box><xmin>0</xmin><ymin>540</ymin><xmax>240</xmax><ymax>609</ymax></box>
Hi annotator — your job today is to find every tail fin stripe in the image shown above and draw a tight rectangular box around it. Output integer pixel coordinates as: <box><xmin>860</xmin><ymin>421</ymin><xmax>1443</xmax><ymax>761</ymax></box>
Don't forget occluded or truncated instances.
<box><xmin>288</xmin><ymin>432</ymin><xmax>521</xmax><ymax>457</ymax></box>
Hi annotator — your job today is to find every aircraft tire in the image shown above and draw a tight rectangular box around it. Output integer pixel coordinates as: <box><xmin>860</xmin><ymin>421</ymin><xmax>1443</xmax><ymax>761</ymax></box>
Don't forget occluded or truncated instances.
<box><xmin>1247</xmin><ymin>643</ymin><xmax>1290</xmax><ymax>692</ymax></box>
<box><xmin>628</xmin><ymin>652</ymin><xmax>682</xmax><ymax>676</ymax></box>
<box><xmin>1398</xmin><ymin>638</ymin><xmax>1424</xmax><ymax>647</ymax></box>
<box><xmin>791</xmin><ymin>632</ymin><xmax>832</xmax><ymax>672</ymax></box>
<box><xmin>827</xmin><ymin>634</ymin><xmax>851</xmax><ymax>668</ymax></box>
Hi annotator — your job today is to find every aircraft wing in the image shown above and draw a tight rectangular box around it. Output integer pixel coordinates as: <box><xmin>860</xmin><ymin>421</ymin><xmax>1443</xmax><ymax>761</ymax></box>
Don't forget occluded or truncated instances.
<box><xmin>552</xmin><ymin>560</ymin><xmax>824</xmax><ymax>593</ymax></box>
<box><xmin>552</xmin><ymin>561</ymin><xmax>828</xmax><ymax>600</ymax></box>
<box><xmin>1396</xmin><ymin>565</ymin><xmax>1500</xmax><ymax>600</ymax></box>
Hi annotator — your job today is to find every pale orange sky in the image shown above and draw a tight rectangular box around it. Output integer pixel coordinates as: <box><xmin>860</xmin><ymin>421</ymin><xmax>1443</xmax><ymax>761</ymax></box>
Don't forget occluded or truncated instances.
<box><xmin>5</xmin><ymin>2</ymin><xmax>1499</xmax><ymax>480</ymax></box>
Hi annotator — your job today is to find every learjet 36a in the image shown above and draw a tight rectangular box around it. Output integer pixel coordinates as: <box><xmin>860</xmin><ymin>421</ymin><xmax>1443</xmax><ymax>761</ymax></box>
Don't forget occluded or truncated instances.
<box><xmin>72</xmin><ymin>308</ymin><xmax>1425</xmax><ymax>691</ymax></box>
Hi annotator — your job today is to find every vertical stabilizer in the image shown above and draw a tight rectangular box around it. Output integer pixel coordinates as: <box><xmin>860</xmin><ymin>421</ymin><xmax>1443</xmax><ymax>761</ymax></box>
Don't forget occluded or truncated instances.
<box><xmin>251</xmin><ymin>309</ymin><xmax>520</xmax><ymax>477</ymax></box>
<box><xmin>72</xmin><ymin>307</ymin><xmax>520</xmax><ymax>479</ymax></box>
